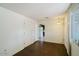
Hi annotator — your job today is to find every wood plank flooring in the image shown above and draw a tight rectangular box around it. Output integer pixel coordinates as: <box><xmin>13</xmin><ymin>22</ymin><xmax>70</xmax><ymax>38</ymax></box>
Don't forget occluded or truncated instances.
<box><xmin>14</xmin><ymin>41</ymin><xmax>68</xmax><ymax>56</ymax></box>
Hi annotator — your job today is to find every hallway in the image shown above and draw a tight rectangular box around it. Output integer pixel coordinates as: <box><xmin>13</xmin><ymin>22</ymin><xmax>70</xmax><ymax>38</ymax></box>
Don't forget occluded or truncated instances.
<box><xmin>14</xmin><ymin>41</ymin><xmax>68</xmax><ymax>56</ymax></box>
<box><xmin>0</xmin><ymin>3</ymin><xmax>79</xmax><ymax>56</ymax></box>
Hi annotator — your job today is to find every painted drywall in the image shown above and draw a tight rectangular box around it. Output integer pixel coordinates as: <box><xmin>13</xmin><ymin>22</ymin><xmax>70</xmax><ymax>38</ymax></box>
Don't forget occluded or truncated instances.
<box><xmin>0</xmin><ymin>7</ymin><xmax>38</xmax><ymax>56</ymax></box>
<box><xmin>63</xmin><ymin>13</ymin><xmax>70</xmax><ymax>55</ymax></box>
<box><xmin>38</xmin><ymin>15</ymin><xmax>64</xmax><ymax>44</ymax></box>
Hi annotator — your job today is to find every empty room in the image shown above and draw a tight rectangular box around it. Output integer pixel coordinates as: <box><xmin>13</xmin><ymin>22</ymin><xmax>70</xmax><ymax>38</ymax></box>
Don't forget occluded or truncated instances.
<box><xmin>0</xmin><ymin>3</ymin><xmax>79</xmax><ymax>56</ymax></box>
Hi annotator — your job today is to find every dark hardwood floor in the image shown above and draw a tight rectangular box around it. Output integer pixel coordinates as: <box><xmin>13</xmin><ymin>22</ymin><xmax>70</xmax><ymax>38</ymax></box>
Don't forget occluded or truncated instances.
<box><xmin>14</xmin><ymin>41</ymin><xmax>68</xmax><ymax>56</ymax></box>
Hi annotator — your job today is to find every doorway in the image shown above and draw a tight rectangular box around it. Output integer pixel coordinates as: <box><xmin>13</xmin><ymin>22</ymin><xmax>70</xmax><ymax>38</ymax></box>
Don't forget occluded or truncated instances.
<box><xmin>39</xmin><ymin>24</ymin><xmax>45</xmax><ymax>41</ymax></box>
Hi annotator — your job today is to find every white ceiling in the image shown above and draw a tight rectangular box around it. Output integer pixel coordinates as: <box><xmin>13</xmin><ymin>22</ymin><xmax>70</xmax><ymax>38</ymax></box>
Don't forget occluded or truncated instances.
<box><xmin>0</xmin><ymin>3</ymin><xmax>70</xmax><ymax>20</ymax></box>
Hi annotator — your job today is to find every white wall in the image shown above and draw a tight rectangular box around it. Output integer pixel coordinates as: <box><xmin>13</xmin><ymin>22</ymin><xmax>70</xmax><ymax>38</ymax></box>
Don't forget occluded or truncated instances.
<box><xmin>63</xmin><ymin>13</ymin><xmax>70</xmax><ymax>55</ymax></box>
<box><xmin>0</xmin><ymin>7</ymin><xmax>38</xmax><ymax>56</ymax></box>
<box><xmin>39</xmin><ymin>16</ymin><xmax>64</xmax><ymax>44</ymax></box>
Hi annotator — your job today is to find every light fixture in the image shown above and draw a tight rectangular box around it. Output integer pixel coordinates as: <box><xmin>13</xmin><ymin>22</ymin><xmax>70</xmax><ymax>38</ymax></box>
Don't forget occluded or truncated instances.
<box><xmin>57</xmin><ymin>22</ymin><xmax>61</xmax><ymax>24</ymax></box>
<box><xmin>57</xmin><ymin>19</ymin><xmax>61</xmax><ymax>24</ymax></box>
